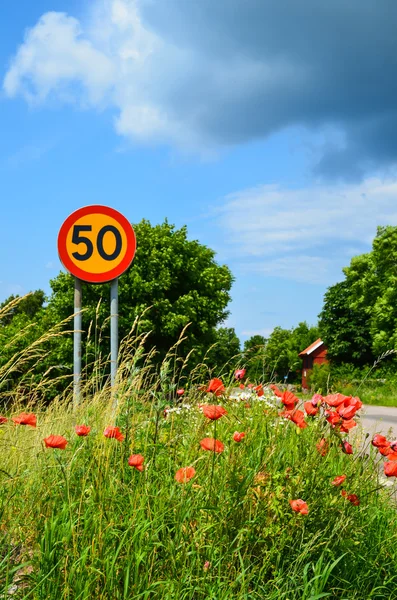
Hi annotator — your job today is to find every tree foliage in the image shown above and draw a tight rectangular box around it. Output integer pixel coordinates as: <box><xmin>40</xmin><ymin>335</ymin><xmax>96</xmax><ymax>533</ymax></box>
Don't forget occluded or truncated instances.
<box><xmin>319</xmin><ymin>225</ymin><xmax>397</xmax><ymax>365</ymax></box>
<box><xmin>0</xmin><ymin>221</ymin><xmax>234</xmax><ymax>396</ymax></box>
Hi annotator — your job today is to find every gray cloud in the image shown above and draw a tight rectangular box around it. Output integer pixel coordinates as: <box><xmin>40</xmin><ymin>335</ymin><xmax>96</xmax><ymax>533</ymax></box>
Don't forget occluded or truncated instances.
<box><xmin>4</xmin><ymin>0</ymin><xmax>397</xmax><ymax>177</ymax></box>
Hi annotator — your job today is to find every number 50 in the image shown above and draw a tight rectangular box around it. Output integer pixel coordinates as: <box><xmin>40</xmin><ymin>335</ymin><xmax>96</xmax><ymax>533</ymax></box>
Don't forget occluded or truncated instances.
<box><xmin>72</xmin><ymin>225</ymin><xmax>122</xmax><ymax>261</ymax></box>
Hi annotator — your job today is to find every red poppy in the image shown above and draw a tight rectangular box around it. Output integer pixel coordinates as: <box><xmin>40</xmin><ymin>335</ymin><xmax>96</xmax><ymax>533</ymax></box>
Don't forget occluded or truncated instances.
<box><xmin>316</xmin><ymin>438</ymin><xmax>328</xmax><ymax>456</ymax></box>
<box><xmin>371</xmin><ymin>434</ymin><xmax>389</xmax><ymax>448</ymax></box>
<box><xmin>284</xmin><ymin>409</ymin><xmax>307</xmax><ymax>429</ymax></box>
<box><xmin>379</xmin><ymin>445</ymin><xmax>392</xmax><ymax>456</ymax></box>
<box><xmin>312</xmin><ymin>393</ymin><xmax>323</xmax><ymax>405</ymax></box>
<box><xmin>289</xmin><ymin>499</ymin><xmax>309</xmax><ymax>515</ymax></box>
<box><xmin>75</xmin><ymin>424</ymin><xmax>90</xmax><ymax>437</ymax></box>
<box><xmin>324</xmin><ymin>393</ymin><xmax>350</xmax><ymax>407</ymax></box>
<box><xmin>176</xmin><ymin>389</ymin><xmax>185</xmax><ymax>397</ymax></box>
<box><xmin>331</xmin><ymin>475</ymin><xmax>346</xmax><ymax>486</ymax></box>
<box><xmin>128</xmin><ymin>454</ymin><xmax>144</xmax><ymax>471</ymax></box>
<box><xmin>12</xmin><ymin>413</ymin><xmax>36</xmax><ymax>427</ymax></box>
<box><xmin>0</xmin><ymin>416</ymin><xmax>8</xmax><ymax>424</ymax></box>
<box><xmin>341</xmin><ymin>489</ymin><xmax>347</xmax><ymax>497</ymax></box>
<box><xmin>304</xmin><ymin>401</ymin><xmax>318</xmax><ymax>416</ymax></box>
<box><xmin>337</xmin><ymin>405</ymin><xmax>358</xmax><ymax>420</ymax></box>
<box><xmin>340</xmin><ymin>419</ymin><xmax>357</xmax><ymax>433</ymax></box>
<box><xmin>384</xmin><ymin>461</ymin><xmax>397</xmax><ymax>477</ymax></box>
<box><xmin>391</xmin><ymin>440</ymin><xmax>397</xmax><ymax>451</ymax></box>
<box><xmin>347</xmin><ymin>494</ymin><xmax>360</xmax><ymax>506</ymax></box>
<box><xmin>326</xmin><ymin>411</ymin><xmax>342</xmax><ymax>426</ymax></box>
<box><xmin>247</xmin><ymin>383</ymin><xmax>254</xmax><ymax>389</ymax></box>
<box><xmin>386</xmin><ymin>451</ymin><xmax>397</xmax><ymax>461</ymax></box>
<box><xmin>233</xmin><ymin>431</ymin><xmax>245</xmax><ymax>442</ymax></box>
<box><xmin>255</xmin><ymin>384</ymin><xmax>264</xmax><ymax>397</ymax></box>
<box><xmin>44</xmin><ymin>435</ymin><xmax>68</xmax><ymax>449</ymax></box>
<box><xmin>239</xmin><ymin>383</ymin><xmax>245</xmax><ymax>389</ymax></box>
<box><xmin>202</xmin><ymin>405</ymin><xmax>227</xmax><ymax>420</ymax></box>
<box><xmin>234</xmin><ymin>369</ymin><xmax>246</xmax><ymax>380</ymax></box>
<box><xmin>175</xmin><ymin>467</ymin><xmax>196</xmax><ymax>483</ymax></box>
<box><xmin>200</xmin><ymin>438</ymin><xmax>224</xmax><ymax>453</ymax></box>
<box><xmin>342</xmin><ymin>441</ymin><xmax>353</xmax><ymax>455</ymax></box>
<box><xmin>281</xmin><ymin>390</ymin><xmax>298</xmax><ymax>410</ymax></box>
<box><xmin>207</xmin><ymin>378</ymin><xmax>225</xmax><ymax>396</ymax></box>
<box><xmin>270</xmin><ymin>384</ymin><xmax>283</xmax><ymax>398</ymax></box>
<box><xmin>103</xmin><ymin>426</ymin><xmax>124</xmax><ymax>442</ymax></box>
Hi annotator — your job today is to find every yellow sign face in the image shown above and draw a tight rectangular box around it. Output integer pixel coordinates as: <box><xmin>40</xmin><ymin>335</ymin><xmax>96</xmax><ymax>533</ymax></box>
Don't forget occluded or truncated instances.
<box><xmin>65</xmin><ymin>213</ymin><xmax>128</xmax><ymax>275</ymax></box>
<box><xmin>58</xmin><ymin>205</ymin><xmax>136</xmax><ymax>283</ymax></box>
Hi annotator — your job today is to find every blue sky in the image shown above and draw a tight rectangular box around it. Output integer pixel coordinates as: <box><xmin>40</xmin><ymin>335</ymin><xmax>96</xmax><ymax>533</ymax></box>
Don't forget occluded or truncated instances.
<box><xmin>1</xmin><ymin>0</ymin><xmax>397</xmax><ymax>342</ymax></box>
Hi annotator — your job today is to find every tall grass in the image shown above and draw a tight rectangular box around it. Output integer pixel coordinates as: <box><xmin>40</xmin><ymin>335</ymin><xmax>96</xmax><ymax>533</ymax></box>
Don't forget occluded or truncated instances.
<box><xmin>1</xmin><ymin>324</ymin><xmax>397</xmax><ymax>598</ymax></box>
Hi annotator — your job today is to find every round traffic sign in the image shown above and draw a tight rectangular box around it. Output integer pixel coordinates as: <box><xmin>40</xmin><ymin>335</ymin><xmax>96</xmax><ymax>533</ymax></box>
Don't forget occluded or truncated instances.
<box><xmin>58</xmin><ymin>205</ymin><xmax>136</xmax><ymax>283</ymax></box>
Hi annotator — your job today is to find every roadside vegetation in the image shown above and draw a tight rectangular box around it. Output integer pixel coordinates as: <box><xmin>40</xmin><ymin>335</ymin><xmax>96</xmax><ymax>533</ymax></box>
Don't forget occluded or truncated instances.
<box><xmin>1</xmin><ymin>324</ymin><xmax>397</xmax><ymax>599</ymax></box>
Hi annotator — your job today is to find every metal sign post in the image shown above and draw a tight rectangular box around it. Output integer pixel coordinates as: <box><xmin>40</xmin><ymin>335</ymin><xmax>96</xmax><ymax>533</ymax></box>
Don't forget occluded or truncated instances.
<box><xmin>58</xmin><ymin>205</ymin><xmax>136</xmax><ymax>407</ymax></box>
<box><xmin>73</xmin><ymin>277</ymin><xmax>82</xmax><ymax>405</ymax></box>
<box><xmin>110</xmin><ymin>278</ymin><xmax>119</xmax><ymax>391</ymax></box>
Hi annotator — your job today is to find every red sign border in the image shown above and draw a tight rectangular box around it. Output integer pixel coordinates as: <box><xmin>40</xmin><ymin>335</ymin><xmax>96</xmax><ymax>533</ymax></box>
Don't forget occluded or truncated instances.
<box><xmin>58</xmin><ymin>205</ymin><xmax>136</xmax><ymax>283</ymax></box>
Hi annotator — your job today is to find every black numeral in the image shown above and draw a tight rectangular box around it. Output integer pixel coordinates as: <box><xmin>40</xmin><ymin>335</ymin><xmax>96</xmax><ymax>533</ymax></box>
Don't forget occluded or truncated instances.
<box><xmin>72</xmin><ymin>226</ymin><xmax>94</xmax><ymax>261</ymax></box>
<box><xmin>97</xmin><ymin>225</ymin><xmax>122</xmax><ymax>261</ymax></box>
<box><xmin>71</xmin><ymin>224</ymin><xmax>122</xmax><ymax>262</ymax></box>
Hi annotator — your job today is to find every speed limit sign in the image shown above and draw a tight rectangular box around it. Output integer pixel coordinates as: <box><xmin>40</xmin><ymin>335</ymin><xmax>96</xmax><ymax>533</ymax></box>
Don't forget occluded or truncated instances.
<box><xmin>57</xmin><ymin>205</ymin><xmax>136</xmax><ymax>283</ymax></box>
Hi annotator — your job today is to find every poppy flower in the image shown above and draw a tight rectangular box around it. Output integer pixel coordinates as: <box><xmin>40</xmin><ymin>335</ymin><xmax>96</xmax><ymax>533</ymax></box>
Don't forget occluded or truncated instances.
<box><xmin>207</xmin><ymin>378</ymin><xmax>225</xmax><ymax>397</ymax></box>
<box><xmin>128</xmin><ymin>454</ymin><xmax>144</xmax><ymax>471</ymax></box>
<box><xmin>386</xmin><ymin>451</ymin><xmax>397</xmax><ymax>461</ymax></box>
<box><xmin>324</xmin><ymin>393</ymin><xmax>350</xmax><ymax>407</ymax></box>
<box><xmin>282</xmin><ymin>409</ymin><xmax>307</xmax><ymax>429</ymax></box>
<box><xmin>0</xmin><ymin>416</ymin><xmax>8</xmax><ymax>424</ymax></box>
<box><xmin>347</xmin><ymin>494</ymin><xmax>360</xmax><ymax>506</ymax></box>
<box><xmin>175</xmin><ymin>466</ymin><xmax>196</xmax><ymax>483</ymax></box>
<box><xmin>289</xmin><ymin>499</ymin><xmax>309</xmax><ymax>515</ymax></box>
<box><xmin>200</xmin><ymin>438</ymin><xmax>224</xmax><ymax>453</ymax></box>
<box><xmin>316</xmin><ymin>438</ymin><xmax>328</xmax><ymax>456</ymax></box>
<box><xmin>331</xmin><ymin>475</ymin><xmax>346</xmax><ymax>486</ymax></box>
<box><xmin>379</xmin><ymin>445</ymin><xmax>392</xmax><ymax>456</ymax></box>
<box><xmin>304</xmin><ymin>401</ymin><xmax>318</xmax><ymax>416</ymax></box>
<box><xmin>239</xmin><ymin>383</ymin><xmax>245</xmax><ymax>389</ymax></box>
<box><xmin>281</xmin><ymin>390</ymin><xmax>298</xmax><ymax>410</ymax></box>
<box><xmin>75</xmin><ymin>424</ymin><xmax>90</xmax><ymax>437</ymax></box>
<box><xmin>312</xmin><ymin>393</ymin><xmax>323</xmax><ymax>405</ymax></box>
<box><xmin>385</xmin><ymin>461</ymin><xmax>397</xmax><ymax>477</ymax></box>
<box><xmin>340</xmin><ymin>419</ymin><xmax>357</xmax><ymax>432</ymax></box>
<box><xmin>176</xmin><ymin>389</ymin><xmax>185</xmax><ymax>397</ymax></box>
<box><xmin>326</xmin><ymin>411</ymin><xmax>342</xmax><ymax>426</ymax></box>
<box><xmin>44</xmin><ymin>435</ymin><xmax>68</xmax><ymax>449</ymax></box>
<box><xmin>255</xmin><ymin>384</ymin><xmax>264</xmax><ymax>397</ymax></box>
<box><xmin>341</xmin><ymin>489</ymin><xmax>347</xmax><ymax>497</ymax></box>
<box><xmin>233</xmin><ymin>431</ymin><xmax>245</xmax><ymax>442</ymax></box>
<box><xmin>270</xmin><ymin>384</ymin><xmax>283</xmax><ymax>398</ymax></box>
<box><xmin>103</xmin><ymin>426</ymin><xmax>124</xmax><ymax>442</ymax></box>
<box><xmin>12</xmin><ymin>413</ymin><xmax>36</xmax><ymax>427</ymax></box>
<box><xmin>371</xmin><ymin>434</ymin><xmax>389</xmax><ymax>448</ymax></box>
<box><xmin>342</xmin><ymin>441</ymin><xmax>353</xmax><ymax>455</ymax></box>
<box><xmin>234</xmin><ymin>369</ymin><xmax>246</xmax><ymax>380</ymax></box>
<box><xmin>203</xmin><ymin>561</ymin><xmax>211</xmax><ymax>571</ymax></box>
<box><xmin>390</xmin><ymin>440</ymin><xmax>397</xmax><ymax>451</ymax></box>
<box><xmin>337</xmin><ymin>405</ymin><xmax>359</xmax><ymax>420</ymax></box>
<box><xmin>202</xmin><ymin>405</ymin><xmax>227</xmax><ymax>420</ymax></box>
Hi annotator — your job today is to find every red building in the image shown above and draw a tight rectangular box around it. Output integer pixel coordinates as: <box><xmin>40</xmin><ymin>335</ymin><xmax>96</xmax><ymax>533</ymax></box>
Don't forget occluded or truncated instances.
<box><xmin>298</xmin><ymin>339</ymin><xmax>328</xmax><ymax>389</ymax></box>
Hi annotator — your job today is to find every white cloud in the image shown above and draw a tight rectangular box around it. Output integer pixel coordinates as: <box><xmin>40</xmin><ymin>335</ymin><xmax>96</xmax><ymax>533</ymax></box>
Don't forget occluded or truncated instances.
<box><xmin>217</xmin><ymin>177</ymin><xmax>397</xmax><ymax>283</ymax></box>
<box><xmin>4</xmin><ymin>12</ymin><xmax>115</xmax><ymax>106</ymax></box>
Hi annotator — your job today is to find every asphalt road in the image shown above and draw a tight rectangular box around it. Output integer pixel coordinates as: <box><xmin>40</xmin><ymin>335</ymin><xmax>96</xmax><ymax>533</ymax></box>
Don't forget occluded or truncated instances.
<box><xmin>360</xmin><ymin>404</ymin><xmax>397</xmax><ymax>440</ymax></box>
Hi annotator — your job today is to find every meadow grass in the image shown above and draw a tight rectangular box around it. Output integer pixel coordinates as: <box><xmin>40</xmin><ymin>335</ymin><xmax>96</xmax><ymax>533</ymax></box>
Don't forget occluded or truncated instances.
<box><xmin>1</xmin><ymin>330</ymin><xmax>397</xmax><ymax>598</ymax></box>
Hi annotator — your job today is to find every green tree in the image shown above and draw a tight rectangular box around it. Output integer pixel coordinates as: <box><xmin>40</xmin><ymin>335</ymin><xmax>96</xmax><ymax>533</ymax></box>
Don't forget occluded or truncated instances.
<box><xmin>318</xmin><ymin>226</ymin><xmax>397</xmax><ymax>365</ymax></box>
<box><xmin>206</xmin><ymin>327</ymin><xmax>241</xmax><ymax>373</ymax></box>
<box><xmin>318</xmin><ymin>279</ymin><xmax>373</xmax><ymax>365</ymax></box>
<box><xmin>243</xmin><ymin>335</ymin><xmax>266</xmax><ymax>381</ymax></box>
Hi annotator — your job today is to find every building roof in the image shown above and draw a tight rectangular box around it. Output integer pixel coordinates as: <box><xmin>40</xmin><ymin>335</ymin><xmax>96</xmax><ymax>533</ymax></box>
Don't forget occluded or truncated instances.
<box><xmin>298</xmin><ymin>338</ymin><xmax>325</xmax><ymax>357</ymax></box>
